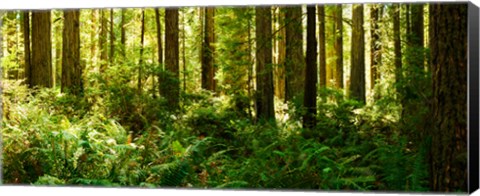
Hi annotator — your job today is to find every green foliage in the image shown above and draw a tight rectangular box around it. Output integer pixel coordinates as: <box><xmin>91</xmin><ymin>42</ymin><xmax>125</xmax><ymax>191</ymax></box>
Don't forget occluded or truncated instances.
<box><xmin>2</xmin><ymin>79</ymin><xmax>431</xmax><ymax>191</ymax></box>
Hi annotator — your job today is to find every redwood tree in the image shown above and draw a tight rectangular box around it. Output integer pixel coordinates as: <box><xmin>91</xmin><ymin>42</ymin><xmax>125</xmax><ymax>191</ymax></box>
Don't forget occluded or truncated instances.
<box><xmin>23</xmin><ymin>11</ymin><xmax>31</xmax><ymax>86</ymax></box>
<box><xmin>349</xmin><ymin>4</ymin><xmax>365</xmax><ymax>103</ymax></box>
<box><xmin>201</xmin><ymin>7</ymin><xmax>216</xmax><ymax>91</ymax></box>
<box><xmin>318</xmin><ymin>5</ymin><xmax>326</xmax><ymax>88</ymax></box>
<box><xmin>162</xmin><ymin>8</ymin><xmax>180</xmax><ymax>109</ymax></box>
<box><xmin>284</xmin><ymin>6</ymin><xmax>304</xmax><ymax>102</ymax></box>
<box><xmin>428</xmin><ymin>3</ymin><xmax>467</xmax><ymax>192</ymax></box>
<box><xmin>303</xmin><ymin>6</ymin><xmax>317</xmax><ymax>129</ymax></box>
<box><xmin>255</xmin><ymin>6</ymin><xmax>275</xmax><ymax>121</ymax></box>
<box><xmin>31</xmin><ymin>11</ymin><xmax>52</xmax><ymax>88</ymax></box>
<box><xmin>61</xmin><ymin>10</ymin><xmax>82</xmax><ymax>95</ymax></box>
<box><xmin>334</xmin><ymin>4</ymin><xmax>343</xmax><ymax>89</ymax></box>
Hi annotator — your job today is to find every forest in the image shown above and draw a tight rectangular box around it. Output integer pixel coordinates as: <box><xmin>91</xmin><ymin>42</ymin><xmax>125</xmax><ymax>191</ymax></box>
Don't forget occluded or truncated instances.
<box><xmin>0</xmin><ymin>3</ymin><xmax>468</xmax><ymax>192</ymax></box>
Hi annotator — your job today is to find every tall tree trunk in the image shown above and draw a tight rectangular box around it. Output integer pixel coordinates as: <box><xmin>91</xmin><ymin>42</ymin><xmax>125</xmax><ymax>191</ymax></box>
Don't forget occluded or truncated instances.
<box><xmin>255</xmin><ymin>6</ymin><xmax>275</xmax><ymax>122</ymax></box>
<box><xmin>284</xmin><ymin>6</ymin><xmax>304</xmax><ymax>102</ymax></box>
<box><xmin>429</xmin><ymin>4</ymin><xmax>467</xmax><ymax>192</ymax></box>
<box><xmin>247</xmin><ymin>10</ymin><xmax>253</xmax><ymax>119</ymax></box>
<box><xmin>349</xmin><ymin>4</ymin><xmax>365</xmax><ymax>103</ymax></box>
<box><xmin>99</xmin><ymin>9</ymin><xmax>108</xmax><ymax>72</ymax></box>
<box><xmin>410</xmin><ymin>4</ymin><xmax>424</xmax><ymax>66</ymax></box>
<box><xmin>61</xmin><ymin>10</ymin><xmax>82</xmax><ymax>95</ymax></box>
<box><xmin>182</xmin><ymin>9</ymin><xmax>187</xmax><ymax>92</ymax></box>
<box><xmin>370</xmin><ymin>4</ymin><xmax>381</xmax><ymax>90</ymax></box>
<box><xmin>275</xmin><ymin>7</ymin><xmax>286</xmax><ymax>100</ymax></box>
<box><xmin>393</xmin><ymin>3</ymin><xmax>402</xmax><ymax>86</ymax></box>
<box><xmin>318</xmin><ymin>5</ymin><xmax>326</xmax><ymax>88</ymax></box>
<box><xmin>201</xmin><ymin>7</ymin><xmax>216</xmax><ymax>91</ymax></box>
<box><xmin>121</xmin><ymin>9</ymin><xmax>126</xmax><ymax>59</ymax></box>
<box><xmin>155</xmin><ymin>8</ymin><xmax>163</xmax><ymax>95</ymax></box>
<box><xmin>23</xmin><ymin>11</ymin><xmax>31</xmax><ymax>86</ymax></box>
<box><xmin>54</xmin><ymin>12</ymin><xmax>62</xmax><ymax>87</ymax></box>
<box><xmin>334</xmin><ymin>4</ymin><xmax>343</xmax><ymax>89</ymax></box>
<box><xmin>162</xmin><ymin>8</ymin><xmax>179</xmax><ymax>109</ymax></box>
<box><xmin>90</xmin><ymin>10</ymin><xmax>97</xmax><ymax>66</ymax></box>
<box><xmin>110</xmin><ymin>8</ymin><xmax>115</xmax><ymax>66</ymax></box>
<box><xmin>326</xmin><ymin>6</ymin><xmax>335</xmax><ymax>87</ymax></box>
<box><xmin>31</xmin><ymin>11</ymin><xmax>52</xmax><ymax>88</ymax></box>
<box><xmin>303</xmin><ymin>6</ymin><xmax>317</xmax><ymax>129</ymax></box>
<box><xmin>138</xmin><ymin>9</ymin><xmax>145</xmax><ymax>92</ymax></box>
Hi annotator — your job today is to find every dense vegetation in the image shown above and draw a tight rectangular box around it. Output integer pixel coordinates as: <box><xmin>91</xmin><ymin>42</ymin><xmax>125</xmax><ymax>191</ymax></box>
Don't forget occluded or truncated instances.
<box><xmin>0</xmin><ymin>3</ymin><xmax>468</xmax><ymax>192</ymax></box>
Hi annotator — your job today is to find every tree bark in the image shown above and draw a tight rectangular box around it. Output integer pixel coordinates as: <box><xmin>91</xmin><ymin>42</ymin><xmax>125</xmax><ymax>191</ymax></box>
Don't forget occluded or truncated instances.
<box><xmin>53</xmin><ymin>12</ymin><xmax>62</xmax><ymax>87</ymax></box>
<box><xmin>334</xmin><ymin>4</ymin><xmax>343</xmax><ymax>89</ymax></box>
<box><xmin>255</xmin><ymin>6</ymin><xmax>275</xmax><ymax>121</ymax></box>
<box><xmin>275</xmin><ymin>7</ymin><xmax>286</xmax><ymax>100</ymax></box>
<box><xmin>61</xmin><ymin>10</ymin><xmax>82</xmax><ymax>95</ymax></box>
<box><xmin>90</xmin><ymin>10</ymin><xmax>97</xmax><ymax>66</ymax></box>
<box><xmin>410</xmin><ymin>4</ymin><xmax>424</xmax><ymax>67</ymax></box>
<box><xmin>429</xmin><ymin>3</ymin><xmax>467</xmax><ymax>192</ymax></box>
<box><xmin>23</xmin><ymin>11</ymin><xmax>31</xmax><ymax>86</ymax></box>
<box><xmin>31</xmin><ymin>11</ymin><xmax>52</xmax><ymax>88</ymax></box>
<box><xmin>284</xmin><ymin>6</ymin><xmax>304</xmax><ymax>102</ymax></box>
<box><xmin>121</xmin><ymin>9</ymin><xmax>126</xmax><ymax>59</ymax></box>
<box><xmin>201</xmin><ymin>7</ymin><xmax>216</xmax><ymax>91</ymax></box>
<box><xmin>303</xmin><ymin>6</ymin><xmax>317</xmax><ymax>129</ymax></box>
<box><xmin>138</xmin><ymin>9</ymin><xmax>145</xmax><ymax>92</ymax></box>
<box><xmin>318</xmin><ymin>5</ymin><xmax>326</xmax><ymax>88</ymax></box>
<box><xmin>349</xmin><ymin>4</ymin><xmax>365</xmax><ymax>103</ymax></box>
<box><xmin>162</xmin><ymin>8</ymin><xmax>180</xmax><ymax>109</ymax></box>
<box><xmin>182</xmin><ymin>10</ymin><xmax>187</xmax><ymax>92</ymax></box>
<box><xmin>155</xmin><ymin>8</ymin><xmax>163</xmax><ymax>96</ymax></box>
<box><xmin>99</xmin><ymin>9</ymin><xmax>108</xmax><ymax>72</ymax></box>
<box><xmin>370</xmin><ymin>4</ymin><xmax>381</xmax><ymax>90</ymax></box>
<box><xmin>110</xmin><ymin>8</ymin><xmax>115</xmax><ymax>66</ymax></box>
<box><xmin>393</xmin><ymin>4</ymin><xmax>402</xmax><ymax>85</ymax></box>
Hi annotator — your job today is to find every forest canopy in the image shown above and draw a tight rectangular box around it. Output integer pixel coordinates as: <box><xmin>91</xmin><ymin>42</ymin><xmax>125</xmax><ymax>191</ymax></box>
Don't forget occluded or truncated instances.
<box><xmin>0</xmin><ymin>3</ymin><xmax>468</xmax><ymax>192</ymax></box>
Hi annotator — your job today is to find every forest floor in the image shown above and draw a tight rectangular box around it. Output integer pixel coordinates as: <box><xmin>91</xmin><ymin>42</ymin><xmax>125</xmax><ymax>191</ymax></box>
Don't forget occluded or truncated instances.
<box><xmin>1</xmin><ymin>79</ymin><xmax>430</xmax><ymax>191</ymax></box>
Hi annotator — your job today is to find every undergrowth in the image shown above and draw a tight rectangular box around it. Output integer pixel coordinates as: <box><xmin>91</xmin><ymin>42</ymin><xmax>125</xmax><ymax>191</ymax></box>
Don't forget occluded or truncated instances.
<box><xmin>1</xmin><ymin>79</ymin><xmax>429</xmax><ymax>191</ymax></box>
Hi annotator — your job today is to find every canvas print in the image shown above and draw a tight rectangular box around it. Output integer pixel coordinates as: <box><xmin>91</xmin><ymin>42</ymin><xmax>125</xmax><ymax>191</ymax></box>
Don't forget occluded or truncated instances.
<box><xmin>0</xmin><ymin>2</ymin><xmax>470</xmax><ymax>193</ymax></box>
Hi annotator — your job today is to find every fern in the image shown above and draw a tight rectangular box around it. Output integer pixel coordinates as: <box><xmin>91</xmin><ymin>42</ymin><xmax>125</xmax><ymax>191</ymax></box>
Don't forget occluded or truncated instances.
<box><xmin>149</xmin><ymin>160</ymin><xmax>190</xmax><ymax>187</ymax></box>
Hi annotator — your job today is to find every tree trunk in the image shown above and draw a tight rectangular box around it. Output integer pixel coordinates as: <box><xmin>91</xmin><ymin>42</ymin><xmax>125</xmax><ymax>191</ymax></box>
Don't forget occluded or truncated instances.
<box><xmin>334</xmin><ymin>4</ymin><xmax>343</xmax><ymax>89</ymax></box>
<box><xmin>201</xmin><ymin>7</ymin><xmax>216</xmax><ymax>91</ymax></box>
<box><xmin>138</xmin><ymin>9</ymin><xmax>145</xmax><ymax>92</ymax></box>
<box><xmin>303</xmin><ymin>6</ymin><xmax>317</xmax><ymax>129</ymax></box>
<box><xmin>99</xmin><ymin>9</ymin><xmax>108</xmax><ymax>72</ymax></box>
<box><xmin>54</xmin><ymin>12</ymin><xmax>62</xmax><ymax>86</ymax></box>
<box><xmin>110</xmin><ymin>8</ymin><xmax>115</xmax><ymax>66</ymax></box>
<box><xmin>121</xmin><ymin>9</ymin><xmax>126</xmax><ymax>59</ymax></box>
<box><xmin>247</xmin><ymin>10</ymin><xmax>253</xmax><ymax>119</ymax></box>
<box><xmin>318</xmin><ymin>5</ymin><xmax>326</xmax><ymax>88</ymax></box>
<box><xmin>23</xmin><ymin>11</ymin><xmax>31</xmax><ymax>86</ymax></box>
<box><xmin>162</xmin><ymin>8</ymin><xmax>179</xmax><ymax>109</ymax></box>
<box><xmin>370</xmin><ymin>4</ymin><xmax>381</xmax><ymax>90</ymax></box>
<box><xmin>410</xmin><ymin>4</ymin><xmax>424</xmax><ymax>67</ymax></box>
<box><xmin>90</xmin><ymin>10</ymin><xmax>97</xmax><ymax>66</ymax></box>
<box><xmin>255</xmin><ymin>6</ymin><xmax>275</xmax><ymax>121</ymax></box>
<box><xmin>182</xmin><ymin>10</ymin><xmax>187</xmax><ymax>92</ymax></box>
<box><xmin>31</xmin><ymin>11</ymin><xmax>52</xmax><ymax>88</ymax></box>
<box><xmin>393</xmin><ymin>4</ymin><xmax>402</xmax><ymax>86</ymax></box>
<box><xmin>429</xmin><ymin>3</ymin><xmax>467</xmax><ymax>192</ymax></box>
<box><xmin>61</xmin><ymin>10</ymin><xmax>82</xmax><ymax>95</ymax></box>
<box><xmin>411</xmin><ymin>4</ymin><xmax>424</xmax><ymax>48</ymax></box>
<box><xmin>284</xmin><ymin>6</ymin><xmax>304</xmax><ymax>102</ymax></box>
<box><xmin>275</xmin><ymin>7</ymin><xmax>286</xmax><ymax>100</ymax></box>
<box><xmin>155</xmin><ymin>8</ymin><xmax>163</xmax><ymax>95</ymax></box>
<box><xmin>349</xmin><ymin>4</ymin><xmax>365</xmax><ymax>103</ymax></box>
